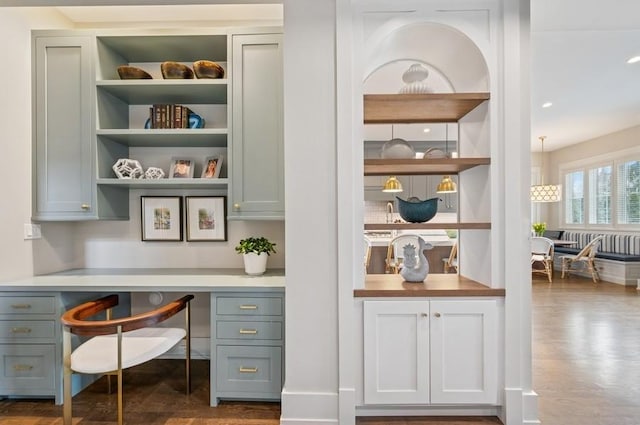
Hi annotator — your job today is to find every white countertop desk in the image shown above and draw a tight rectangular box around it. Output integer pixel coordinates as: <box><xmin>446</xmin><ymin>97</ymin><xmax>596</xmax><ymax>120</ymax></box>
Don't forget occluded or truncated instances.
<box><xmin>0</xmin><ymin>268</ymin><xmax>285</xmax><ymax>406</ymax></box>
<box><xmin>0</xmin><ymin>268</ymin><xmax>286</xmax><ymax>292</ymax></box>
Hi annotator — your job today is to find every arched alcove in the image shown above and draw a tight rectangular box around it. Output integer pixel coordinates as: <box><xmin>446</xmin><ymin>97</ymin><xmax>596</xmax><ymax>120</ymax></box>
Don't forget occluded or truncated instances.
<box><xmin>364</xmin><ymin>21</ymin><xmax>490</xmax><ymax>93</ymax></box>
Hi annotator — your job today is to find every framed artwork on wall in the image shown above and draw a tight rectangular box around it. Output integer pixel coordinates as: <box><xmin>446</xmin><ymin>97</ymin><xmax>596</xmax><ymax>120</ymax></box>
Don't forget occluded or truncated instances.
<box><xmin>201</xmin><ymin>155</ymin><xmax>224</xmax><ymax>179</ymax></box>
<box><xmin>185</xmin><ymin>196</ymin><xmax>227</xmax><ymax>241</ymax></box>
<box><xmin>141</xmin><ymin>196</ymin><xmax>183</xmax><ymax>241</ymax></box>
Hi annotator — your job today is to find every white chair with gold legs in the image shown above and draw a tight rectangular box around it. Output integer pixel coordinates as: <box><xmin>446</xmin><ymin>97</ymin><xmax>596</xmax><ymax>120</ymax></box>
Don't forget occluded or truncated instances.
<box><xmin>61</xmin><ymin>293</ymin><xmax>194</xmax><ymax>425</ymax></box>
<box><xmin>531</xmin><ymin>236</ymin><xmax>554</xmax><ymax>282</ymax></box>
<box><xmin>560</xmin><ymin>235</ymin><xmax>603</xmax><ymax>283</ymax></box>
<box><xmin>442</xmin><ymin>242</ymin><xmax>458</xmax><ymax>273</ymax></box>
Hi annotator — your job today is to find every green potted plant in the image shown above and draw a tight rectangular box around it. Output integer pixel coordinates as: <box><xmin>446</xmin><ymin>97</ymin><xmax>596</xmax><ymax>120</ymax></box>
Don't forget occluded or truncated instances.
<box><xmin>532</xmin><ymin>222</ymin><xmax>546</xmax><ymax>237</ymax></box>
<box><xmin>235</xmin><ymin>236</ymin><xmax>277</xmax><ymax>275</ymax></box>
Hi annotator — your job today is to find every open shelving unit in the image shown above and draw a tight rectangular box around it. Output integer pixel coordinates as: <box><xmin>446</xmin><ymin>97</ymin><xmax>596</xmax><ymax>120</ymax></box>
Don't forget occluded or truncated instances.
<box><xmin>364</xmin><ymin>92</ymin><xmax>491</xmax><ymax>231</ymax></box>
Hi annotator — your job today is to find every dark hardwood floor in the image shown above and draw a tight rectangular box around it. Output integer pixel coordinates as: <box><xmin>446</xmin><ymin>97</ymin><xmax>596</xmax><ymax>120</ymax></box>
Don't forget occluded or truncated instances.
<box><xmin>1</xmin><ymin>275</ymin><xmax>638</xmax><ymax>424</ymax></box>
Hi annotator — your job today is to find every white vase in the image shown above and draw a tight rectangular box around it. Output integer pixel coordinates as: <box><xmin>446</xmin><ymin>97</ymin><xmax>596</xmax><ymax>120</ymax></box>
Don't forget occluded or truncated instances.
<box><xmin>243</xmin><ymin>253</ymin><xmax>268</xmax><ymax>276</ymax></box>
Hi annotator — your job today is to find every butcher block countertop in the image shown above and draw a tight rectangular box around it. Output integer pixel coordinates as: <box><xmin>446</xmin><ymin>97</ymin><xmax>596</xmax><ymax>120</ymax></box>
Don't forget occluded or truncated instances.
<box><xmin>355</xmin><ymin>274</ymin><xmax>505</xmax><ymax>297</ymax></box>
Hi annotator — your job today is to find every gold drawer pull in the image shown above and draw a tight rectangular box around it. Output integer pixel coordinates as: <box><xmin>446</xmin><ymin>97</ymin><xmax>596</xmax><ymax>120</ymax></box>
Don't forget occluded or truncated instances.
<box><xmin>13</xmin><ymin>364</ymin><xmax>34</xmax><ymax>371</ymax></box>
<box><xmin>81</xmin><ymin>203</ymin><xmax>91</xmax><ymax>210</ymax></box>
<box><xmin>11</xmin><ymin>304</ymin><xmax>32</xmax><ymax>309</ymax></box>
<box><xmin>239</xmin><ymin>305</ymin><xmax>257</xmax><ymax>310</ymax></box>
<box><xmin>239</xmin><ymin>329</ymin><xmax>258</xmax><ymax>335</ymax></box>
<box><xmin>239</xmin><ymin>367</ymin><xmax>258</xmax><ymax>373</ymax></box>
<box><xmin>11</xmin><ymin>327</ymin><xmax>32</xmax><ymax>334</ymax></box>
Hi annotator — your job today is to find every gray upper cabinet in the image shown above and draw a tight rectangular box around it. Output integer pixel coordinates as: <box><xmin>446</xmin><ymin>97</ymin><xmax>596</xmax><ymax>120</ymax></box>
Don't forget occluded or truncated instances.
<box><xmin>32</xmin><ymin>34</ymin><xmax>103</xmax><ymax>221</ymax></box>
<box><xmin>33</xmin><ymin>29</ymin><xmax>283</xmax><ymax>222</ymax></box>
<box><xmin>230</xmin><ymin>33</ymin><xmax>284</xmax><ymax>220</ymax></box>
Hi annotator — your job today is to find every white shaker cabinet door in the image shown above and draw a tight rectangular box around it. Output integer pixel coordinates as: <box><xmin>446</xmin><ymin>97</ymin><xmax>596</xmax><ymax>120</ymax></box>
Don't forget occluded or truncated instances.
<box><xmin>429</xmin><ymin>299</ymin><xmax>498</xmax><ymax>404</ymax></box>
<box><xmin>230</xmin><ymin>33</ymin><xmax>284</xmax><ymax>219</ymax></box>
<box><xmin>363</xmin><ymin>300</ymin><xmax>430</xmax><ymax>404</ymax></box>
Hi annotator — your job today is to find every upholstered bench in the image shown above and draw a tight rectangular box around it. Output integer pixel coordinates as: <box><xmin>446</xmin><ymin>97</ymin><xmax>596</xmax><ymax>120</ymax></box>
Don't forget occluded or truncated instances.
<box><xmin>552</xmin><ymin>231</ymin><xmax>640</xmax><ymax>285</ymax></box>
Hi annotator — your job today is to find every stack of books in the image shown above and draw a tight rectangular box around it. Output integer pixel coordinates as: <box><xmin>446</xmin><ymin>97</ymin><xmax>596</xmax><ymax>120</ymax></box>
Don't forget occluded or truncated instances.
<box><xmin>149</xmin><ymin>104</ymin><xmax>192</xmax><ymax>129</ymax></box>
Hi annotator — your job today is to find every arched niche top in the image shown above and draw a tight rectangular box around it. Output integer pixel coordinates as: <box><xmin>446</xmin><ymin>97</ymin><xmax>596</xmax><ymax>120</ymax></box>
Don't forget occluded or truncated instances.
<box><xmin>365</xmin><ymin>21</ymin><xmax>489</xmax><ymax>93</ymax></box>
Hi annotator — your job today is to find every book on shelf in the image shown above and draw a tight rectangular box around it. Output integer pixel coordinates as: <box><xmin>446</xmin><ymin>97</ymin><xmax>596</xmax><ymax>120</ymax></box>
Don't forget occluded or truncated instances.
<box><xmin>149</xmin><ymin>104</ymin><xmax>193</xmax><ymax>129</ymax></box>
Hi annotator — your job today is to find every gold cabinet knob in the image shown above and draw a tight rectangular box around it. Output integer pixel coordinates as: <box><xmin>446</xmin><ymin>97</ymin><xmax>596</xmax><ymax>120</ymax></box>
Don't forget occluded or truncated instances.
<box><xmin>233</xmin><ymin>203</ymin><xmax>241</xmax><ymax>211</ymax></box>
<box><xmin>434</xmin><ymin>312</ymin><xmax>441</xmax><ymax>318</ymax></box>
<box><xmin>81</xmin><ymin>204</ymin><xmax>90</xmax><ymax>210</ymax></box>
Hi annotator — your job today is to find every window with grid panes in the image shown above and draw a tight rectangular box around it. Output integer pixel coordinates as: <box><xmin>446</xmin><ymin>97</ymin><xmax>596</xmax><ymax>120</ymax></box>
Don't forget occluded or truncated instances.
<box><xmin>565</xmin><ymin>170</ymin><xmax>584</xmax><ymax>224</ymax></box>
<box><xmin>617</xmin><ymin>160</ymin><xmax>640</xmax><ymax>224</ymax></box>
<box><xmin>588</xmin><ymin>165</ymin><xmax>611</xmax><ymax>224</ymax></box>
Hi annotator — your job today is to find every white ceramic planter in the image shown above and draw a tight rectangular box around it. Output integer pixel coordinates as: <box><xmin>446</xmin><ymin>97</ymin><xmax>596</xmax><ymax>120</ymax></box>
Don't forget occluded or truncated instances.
<box><xmin>242</xmin><ymin>252</ymin><xmax>268</xmax><ymax>276</ymax></box>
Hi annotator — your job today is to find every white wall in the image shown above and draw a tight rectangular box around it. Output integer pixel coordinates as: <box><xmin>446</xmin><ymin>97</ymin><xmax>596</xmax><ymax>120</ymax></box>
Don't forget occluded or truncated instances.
<box><xmin>0</xmin><ymin>8</ymin><xmax>76</xmax><ymax>281</ymax></box>
<box><xmin>281</xmin><ymin>0</ymin><xmax>340</xmax><ymax>423</ymax></box>
<box><xmin>546</xmin><ymin>124</ymin><xmax>640</xmax><ymax>229</ymax></box>
<box><xmin>0</xmin><ymin>8</ymin><xmax>286</xmax><ymax>282</ymax></box>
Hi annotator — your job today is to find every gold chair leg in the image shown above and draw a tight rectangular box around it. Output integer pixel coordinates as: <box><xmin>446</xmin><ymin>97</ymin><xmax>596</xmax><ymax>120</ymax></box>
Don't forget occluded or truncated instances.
<box><xmin>185</xmin><ymin>301</ymin><xmax>191</xmax><ymax>395</ymax></box>
<box><xmin>117</xmin><ymin>326</ymin><xmax>123</xmax><ymax>425</ymax></box>
<box><xmin>63</xmin><ymin>328</ymin><xmax>72</xmax><ymax>425</ymax></box>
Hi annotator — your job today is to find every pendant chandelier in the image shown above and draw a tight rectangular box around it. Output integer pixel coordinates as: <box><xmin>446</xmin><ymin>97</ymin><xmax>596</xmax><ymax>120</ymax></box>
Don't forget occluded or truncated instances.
<box><xmin>436</xmin><ymin>123</ymin><xmax>457</xmax><ymax>193</ymax></box>
<box><xmin>381</xmin><ymin>125</ymin><xmax>405</xmax><ymax>193</ymax></box>
<box><xmin>530</xmin><ymin>136</ymin><xmax>561</xmax><ymax>202</ymax></box>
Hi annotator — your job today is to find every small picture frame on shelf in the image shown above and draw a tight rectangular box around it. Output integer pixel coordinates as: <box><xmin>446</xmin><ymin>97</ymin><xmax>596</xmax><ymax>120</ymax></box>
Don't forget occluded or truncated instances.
<box><xmin>185</xmin><ymin>196</ymin><xmax>227</xmax><ymax>241</ymax></box>
<box><xmin>169</xmin><ymin>158</ymin><xmax>194</xmax><ymax>179</ymax></box>
<box><xmin>201</xmin><ymin>155</ymin><xmax>224</xmax><ymax>179</ymax></box>
<box><xmin>141</xmin><ymin>196</ymin><xmax>183</xmax><ymax>241</ymax></box>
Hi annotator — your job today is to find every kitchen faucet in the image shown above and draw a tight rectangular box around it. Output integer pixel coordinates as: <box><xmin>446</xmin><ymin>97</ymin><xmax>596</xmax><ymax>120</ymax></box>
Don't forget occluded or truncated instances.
<box><xmin>386</xmin><ymin>202</ymin><xmax>394</xmax><ymax>224</ymax></box>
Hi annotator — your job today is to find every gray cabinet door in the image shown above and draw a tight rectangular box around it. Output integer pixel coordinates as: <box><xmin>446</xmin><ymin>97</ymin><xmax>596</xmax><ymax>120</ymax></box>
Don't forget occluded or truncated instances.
<box><xmin>33</xmin><ymin>35</ymin><xmax>95</xmax><ymax>221</ymax></box>
<box><xmin>230</xmin><ymin>34</ymin><xmax>283</xmax><ymax>219</ymax></box>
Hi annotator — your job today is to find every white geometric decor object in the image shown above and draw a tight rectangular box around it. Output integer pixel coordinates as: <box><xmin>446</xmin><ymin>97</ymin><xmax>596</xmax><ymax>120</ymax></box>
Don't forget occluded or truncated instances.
<box><xmin>112</xmin><ymin>158</ymin><xmax>144</xmax><ymax>179</ymax></box>
<box><xmin>398</xmin><ymin>63</ymin><xmax>434</xmax><ymax>94</ymax></box>
<box><xmin>144</xmin><ymin>167</ymin><xmax>165</xmax><ymax>180</ymax></box>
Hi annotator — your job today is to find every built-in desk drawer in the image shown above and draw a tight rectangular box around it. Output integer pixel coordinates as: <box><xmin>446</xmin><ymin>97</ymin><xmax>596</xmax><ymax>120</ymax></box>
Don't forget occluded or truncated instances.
<box><xmin>0</xmin><ymin>320</ymin><xmax>56</xmax><ymax>342</ymax></box>
<box><xmin>0</xmin><ymin>296</ymin><xmax>56</xmax><ymax>315</ymax></box>
<box><xmin>0</xmin><ymin>344</ymin><xmax>56</xmax><ymax>393</ymax></box>
<box><xmin>216</xmin><ymin>297</ymin><xmax>283</xmax><ymax>316</ymax></box>
<box><xmin>216</xmin><ymin>320</ymin><xmax>282</xmax><ymax>341</ymax></box>
<box><xmin>216</xmin><ymin>345</ymin><xmax>282</xmax><ymax>395</ymax></box>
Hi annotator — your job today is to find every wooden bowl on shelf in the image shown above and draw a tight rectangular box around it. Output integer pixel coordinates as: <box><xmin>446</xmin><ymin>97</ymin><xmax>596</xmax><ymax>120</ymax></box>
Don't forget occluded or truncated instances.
<box><xmin>117</xmin><ymin>65</ymin><xmax>152</xmax><ymax>80</ymax></box>
<box><xmin>160</xmin><ymin>61</ymin><xmax>194</xmax><ymax>79</ymax></box>
<box><xmin>193</xmin><ymin>60</ymin><xmax>225</xmax><ymax>79</ymax></box>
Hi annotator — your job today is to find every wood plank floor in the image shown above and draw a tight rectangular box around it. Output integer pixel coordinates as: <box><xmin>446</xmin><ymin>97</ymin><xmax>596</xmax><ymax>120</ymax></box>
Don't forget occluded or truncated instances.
<box><xmin>1</xmin><ymin>275</ymin><xmax>638</xmax><ymax>424</ymax></box>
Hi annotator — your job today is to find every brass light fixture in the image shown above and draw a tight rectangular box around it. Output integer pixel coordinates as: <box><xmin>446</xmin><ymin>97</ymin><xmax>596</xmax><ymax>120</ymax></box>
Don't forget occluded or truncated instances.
<box><xmin>382</xmin><ymin>176</ymin><xmax>403</xmax><ymax>192</ymax></box>
<box><xmin>530</xmin><ymin>136</ymin><xmax>561</xmax><ymax>202</ymax></box>
<box><xmin>381</xmin><ymin>125</ymin><xmax>404</xmax><ymax>193</ymax></box>
<box><xmin>436</xmin><ymin>175</ymin><xmax>457</xmax><ymax>193</ymax></box>
<box><xmin>436</xmin><ymin>123</ymin><xmax>457</xmax><ymax>193</ymax></box>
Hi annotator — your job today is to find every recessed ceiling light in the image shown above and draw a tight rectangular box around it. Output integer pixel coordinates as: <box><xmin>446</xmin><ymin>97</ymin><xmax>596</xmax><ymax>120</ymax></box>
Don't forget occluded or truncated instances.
<box><xmin>423</xmin><ymin>128</ymin><xmax>431</xmax><ymax>133</ymax></box>
<box><xmin>627</xmin><ymin>56</ymin><xmax>640</xmax><ymax>64</ymax></box>
<box><xmin>542</xmin><ymin>102</ymin><xmax>553</xmax><ymax>108</ymax></box>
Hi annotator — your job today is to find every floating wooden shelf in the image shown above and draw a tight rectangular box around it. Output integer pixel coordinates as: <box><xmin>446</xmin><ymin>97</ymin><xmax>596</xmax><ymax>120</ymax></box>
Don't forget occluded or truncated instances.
<box><xmin>364</xmin><ymin>158</ymin><xmax>490</xmax><ymax>176</ymax></box>
<box><xmin>364</xmin><ymin>93</ymin><xmax>490</xmax><ymax>124</ymax></box>
<box><xmin>364</xmin><ymin>222</ymin><xmax>491</xmax><ymax>231</ymax></box>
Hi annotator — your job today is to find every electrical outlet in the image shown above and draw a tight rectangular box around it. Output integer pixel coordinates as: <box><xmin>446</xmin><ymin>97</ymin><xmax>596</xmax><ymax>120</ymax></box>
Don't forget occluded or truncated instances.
<box><xmin>24</xmin><ymin>224</ymin><xmax>42</xmax><ymax>240</ymax></box>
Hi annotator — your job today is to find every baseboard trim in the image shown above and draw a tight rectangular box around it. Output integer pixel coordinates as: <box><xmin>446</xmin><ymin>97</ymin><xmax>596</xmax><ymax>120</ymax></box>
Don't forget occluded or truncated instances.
<box><xmin>355</xmin><ymin>405</ymin><xmax>500</xmax><ymax>416</ymax></box>
<box><xmin>280</xmin><ymin>388</ymin><xmax>339</xmax><ymax>424</ymax></box>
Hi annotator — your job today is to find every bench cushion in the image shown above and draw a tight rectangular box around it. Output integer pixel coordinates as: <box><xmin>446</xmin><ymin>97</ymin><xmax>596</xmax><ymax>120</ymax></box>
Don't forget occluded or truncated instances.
<box><xmin>555</xmin><ymin>246</ymin><xmax>640</xmax><ymax>262</ymax></box>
